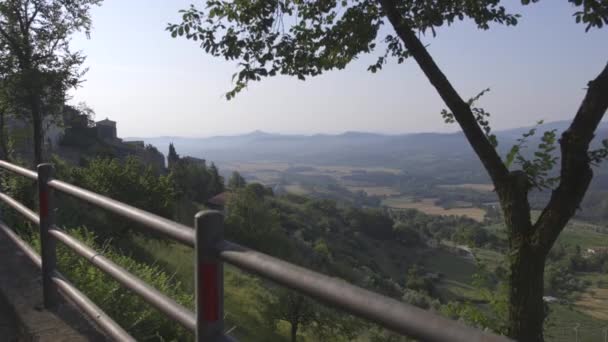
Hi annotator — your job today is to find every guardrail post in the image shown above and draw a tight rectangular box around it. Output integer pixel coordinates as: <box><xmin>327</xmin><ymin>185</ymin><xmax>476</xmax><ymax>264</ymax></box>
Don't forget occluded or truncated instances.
<box><xmin>195</xmin><ymin>210</ymin><xmax>225</xmax><ymax>341</ymax></box>
<box><xmin>0</xmin><ymin>172</ymin><xmax>2</xmax><ymax>221</ymax></box>
<box><xmin>38</xmin><ymin>163</ymin><xmax>58</xmax><ymax>308</ymax></box>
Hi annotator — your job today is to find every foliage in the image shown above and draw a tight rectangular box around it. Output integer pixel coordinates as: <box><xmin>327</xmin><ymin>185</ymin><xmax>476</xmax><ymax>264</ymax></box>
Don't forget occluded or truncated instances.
<box><xmin>441</xmin><ymin>262</ymin><xmax>509</xmax><ymax>335</ymax></box>
<box><xmin>27</xmin><ymin>226</ymin><xmax>193</xmax><ymax>341</ymax></box>
<box><xmin>401</xmin><ymin>288</ymin><xmax>440</xmax><ymax>311</ymax></box>
<box><xmin>404</xmin><ymin>264</ymin><xmax>434</xmax><ymax>295</ymax></box>
<box><xmin>345</xmin><ymin>207</ymin><xmax>395</xmax><ymax>240</ymax></box>
<box><xmin>71</xmin><ymin>157</ymin><xmax>175</xmax><ymax>216</ymax></box>
<box><xmin>260</xmin><ymin>288</ymin><xmax>315</xmax><ymax>342</ymax></box>
<box><xmin>0</xmin><ymin>0</ymin><xmax>102</xmax><ymax>164</ymax></box>
<box><xmin>588</xmin><ymin>139</ymin><xmax>608</xmax><ymax>165</ymax></box>
<box><xmin>392</xmin><ymin>222</ymin><xmax>423</xmax><ymax>247</ymax></box>
<box><xmin>0</xmin><ymin>87</ymin><xmax>12</xmax><ymax>160</ymax></box>
<box><xmin>228</xmin><ymin>171</ymin><xmax>247</xmax><ymax>189</ymax></box>
<box><xmin>312</xmin><ymin>238</ymin><xmax>332</xmax><ymax>262</ymax></box>
<box><xmin>390</xmin><ymin>208</ymin><xmax>501</xmax><ymax>248</ymax></box>
<box><xmin>446</xmin><ymin>98</ymin><xmax>561</xmax><ymax>191</ymax></box>
<box><xmin>0</xmin><ymin>160</ymin><xmax>35</xmax><ymax>204</ymax></box>
<box><xmin>441</xmin><ymin>88</ymin><xmax>497</xmax><ymax>147</ymax></box>
<box><xmin>168</xmin><ymin>0</ymin><xmax>605</xmax><ymax>99</ymax></box>
<box><xmin>544</xmin><ymin>243</ymin><xmax>603</xmax><ymax>296</ymax></box>
<box><xmin>225</xmin><ymin>186</ymin><xmax>290</xmax><ymax>258</ymax></box>
<box><xmin>504</xmin><ymin>120</ymin><xmax>560</xmax><ymax>190</ymax></box>
<box><xmin>167</xmin><ymin>144</ymin><xmax>224</xmax><ymax>202</ymax></box>
<box><xmin>567</xmin><ymin>0</ymin><xmax>608</xmax><ymax>31</ymax></box>
<box><xmin>47</xmin><ymin>156</ymin><xmax>176</xmax><ymax>242</ymax></box>
<box><xmin>75</xmin><ymin>102</ymin><xmax>96</xmax><ymax>126</ymax></box>
<box><xmin>0</xmin><ymin>159</ymin><xmax>36</xmax><ymax>233</ymax></box>
<box><xmin>167</xmin><ymin>3</ymin><xmax>608</xmax><ymax>338</ymax></box>
<box><xmin>451</xmin><ymin>224</ymin><xmax>501</xmax><ymax>249</ymax></box>
<box><xmin>246</xmin><ymin>182</ymin><xmax>274</xmax><ymax>198</ymax></box>
<box><xmin>168</xmin><ymin>143</ymin><xmax>180</xmax><ymax>169</ymax></box>
<box><xmin>208</xmin><ymin>163</ymin><xmax>224</xmax><ymax>196</ymax></box>
<box><xmin>166</xmin><ymin>1</ymin><xmax>531</xmax><ymax>99</ymax></box>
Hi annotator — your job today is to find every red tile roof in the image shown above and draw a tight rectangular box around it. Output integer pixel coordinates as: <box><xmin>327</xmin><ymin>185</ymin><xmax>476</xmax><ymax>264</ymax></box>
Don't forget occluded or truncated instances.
<box><xmin>206</xmin><ymin>191</ymin><xmax>231</xmax><ymax>206</ymax></box>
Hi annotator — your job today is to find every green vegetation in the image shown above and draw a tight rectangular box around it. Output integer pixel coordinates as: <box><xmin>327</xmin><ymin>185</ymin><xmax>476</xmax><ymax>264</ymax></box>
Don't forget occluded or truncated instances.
<box><xmin>167</xmin><ymin>144</ymin><xmax>224</xmax><ymax>204</ymax></box>
<box><xmin>0</xmin><ymin>0</ymin><xmax>102</xmax><ymax>166</ymax></box>
<box><xmin>2</xmin><ymin>153</ymin><xmax>608</xmax><ymax>341</ymax></box>
<box><xmin>227</xmin><ymin>171</ymin><xmax>247</xmax><ymax>189</ymax></box>
<box><xmin>544</xmin><ymin>304</ymin><xmax>608</xmax><ymax>342</ymax></box>
<box><xmin>0</xmin><ymin>0</ymin><xmax>605</xmax><ymax>340</ymax></box>
<box><xmin>29</xmin><ymin>226</ymin><xmax>193</xmax><ymax>341</ymax></box>
<box><xmin>169</xmin><ymin>0</ymin><xmax>608</xmax><ymax>340</ymax></box>
<box><xmin>49</xmin><ymin>156</ymin><xmax>176</xmax><ymax>243</ymax></box>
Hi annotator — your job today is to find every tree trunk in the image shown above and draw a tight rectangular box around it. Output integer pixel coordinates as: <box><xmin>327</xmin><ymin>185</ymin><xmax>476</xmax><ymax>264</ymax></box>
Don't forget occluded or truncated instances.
<box><xmin>32</xmin><ymin>109</ymin><xmax>42</xmax><ymax>166</ymax></box>
<box><xmin>498</xmin><ymin>171</ymin><xmax>548</xmax><ymax>341</ymax></box>
<box><xmin>0</xmin><ymin>109</ymin><xmax>9</xmax><ymax>161</ymax></box>
<box><xmin>507</xmin><ymin>239</ymin><xmax>546</xmax><ymax>342</ymax></box>
<box><xmin>23</xmin><ymin>66</ymin><xmax>44</xmax><ymax>166</ymax></box>
<box><xmin>376</xmin><ymin>2</ymin><xmax>608</xmax><ymax>340</ymax></box>
<box><xmin>290</xmin><ymin>322</ymin><xmax>298</xmax><ymax>342</ymax></box>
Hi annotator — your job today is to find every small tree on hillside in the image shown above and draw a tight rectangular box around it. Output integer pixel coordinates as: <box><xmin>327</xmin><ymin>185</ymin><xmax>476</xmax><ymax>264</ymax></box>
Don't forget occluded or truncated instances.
<box><xmin>167</xmin><ymin>143</ymin><xmax>180</xmax><ymax>169</ymax></box>
<box><xmin>208</xmin><ymin>162</ymin><xmax>225</xmax><ymax>194</ymax></box>
<box><xmin>168</xmin><ymin>1</ymin><xmax>608</xmax><ymax>340</ymax></box>
<box><xmin>0</xmin><ymin>0</ymin><xmax>102</xmax><ymax>166</ymax></box>
<box><xmin>228</xmin><ymin>170</ymin><xmax>247</xmax><ymax>189</ymax></box>
<box><xmin>260</xmin><ymin>288</ymin><xmax>316</xmax><ymax>342</ymax></box>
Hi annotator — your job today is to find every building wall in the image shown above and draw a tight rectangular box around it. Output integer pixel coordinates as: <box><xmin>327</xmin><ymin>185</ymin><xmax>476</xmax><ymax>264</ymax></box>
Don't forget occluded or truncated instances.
<box><xmin>43</xmin><ymin>116</ymin><xmax>65</xmax><ymax>151</ymax></box>
<box><xmin>96</xmin><ymin>125</ymin><xmax>117</xmax><ymax>141</ymax></box>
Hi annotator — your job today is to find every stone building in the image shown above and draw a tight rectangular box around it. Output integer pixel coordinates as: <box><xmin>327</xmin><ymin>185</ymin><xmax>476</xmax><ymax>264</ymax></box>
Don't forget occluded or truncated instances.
<box><xmin>96</xmin><ymin>118</ymin><xmax>117</xmax><ymax>141</ymax></box>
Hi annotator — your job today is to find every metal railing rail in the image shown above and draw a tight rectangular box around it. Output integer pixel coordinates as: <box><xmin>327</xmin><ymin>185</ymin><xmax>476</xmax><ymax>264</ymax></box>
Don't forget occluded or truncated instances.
<box><xmin>0</xmin><ymin>160</ymin><xmax>512</xmax><ymax>342</ymax></box>
<box><xmin>48</xmin><ymin>227</ymin><xmax>196</xmax><ymax>331</ymax></box>
<box><xmin>0</xmin><ymin>220</ymin><xmax>134</xmax><ymax>342</ymax></box>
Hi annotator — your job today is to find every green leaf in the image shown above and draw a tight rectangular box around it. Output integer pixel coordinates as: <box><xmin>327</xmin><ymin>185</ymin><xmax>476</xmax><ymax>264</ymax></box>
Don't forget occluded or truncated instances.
<box><xmin>505</xmin><ymin>146</ymin><xmax>519</xmax><ymax>168</ymax></box>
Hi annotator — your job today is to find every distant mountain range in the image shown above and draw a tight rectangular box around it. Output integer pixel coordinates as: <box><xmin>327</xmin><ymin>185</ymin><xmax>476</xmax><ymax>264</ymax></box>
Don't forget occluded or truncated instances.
<box><xmin>130</xmin><ymin>120</ymin><xmax>608</xmax><ymax>176</ymax></box>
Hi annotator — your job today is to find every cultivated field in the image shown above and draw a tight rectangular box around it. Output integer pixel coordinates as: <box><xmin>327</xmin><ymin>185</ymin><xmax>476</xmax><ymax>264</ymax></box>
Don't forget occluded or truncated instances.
<box><xmin>346</xmin><ymin>186</ymin><xmax>401</xmax><ymax>197</ymax></box>
<box><xmin>382</xmin><ymin>197</ymin><xmax>486</xmax><ymax>222</ymax></box>
<box><xmin>283</xmin><ymin>184</ymin><xmax>311</xmax><ymax>195</ymax></box>
<box><xmin>576</xmin><ymin>287</ymin><xmax>608</xmax><ymax>321</ymax></box>
<box><xmin>221</xmin><ymin>161</ymin><xmax>494</xmax><ymax>222</ymax></box>
<box><xmin>221</xmin><ymin>162</ymin><xmax>401</xmax><ymax>176</ymax></box>
<box><xmin>436</xmin><ymin>183</ymin><xmax>495</xmax><ymax>192</ymax></box>
<box><xmin>220</xmin><ymin>161</ymin><xmax>291</xmax><ymax>172</ymax></box>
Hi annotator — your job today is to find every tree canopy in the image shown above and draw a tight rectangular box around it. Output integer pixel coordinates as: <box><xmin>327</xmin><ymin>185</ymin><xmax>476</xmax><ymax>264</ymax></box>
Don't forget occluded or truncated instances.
<box><xmin>168</xmin><ymin>0</ymin><xmax>607</xmax><ymax>98</ymax></box>
<box><xmin>228</xmin><ymin>170</ymin><xmax>247</xmax><ymax>189</ymax></box>
<box><xmin>0</xmin><ymin>0</ymin><xmax>102</xmax><ymax>165</ymax></box>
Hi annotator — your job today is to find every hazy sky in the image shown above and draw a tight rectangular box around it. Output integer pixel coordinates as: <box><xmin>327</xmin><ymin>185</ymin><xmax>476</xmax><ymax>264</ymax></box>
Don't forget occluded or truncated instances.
<box><xmin>69</xmin><ymin>0</ymin><xmax>608</xmax><ymax>138</ymax></box>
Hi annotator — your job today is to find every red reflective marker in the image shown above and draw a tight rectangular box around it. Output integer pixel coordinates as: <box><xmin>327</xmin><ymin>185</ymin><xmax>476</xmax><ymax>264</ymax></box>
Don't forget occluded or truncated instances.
<box><xmin>39</xmin><ymin>190</ymin><xmax>49</xmax><ymax>219</ymax></box>
<box><xmin>199</xmin><ymin>262</ymin><xmax>219</xmax><ymax>321</ymax></box>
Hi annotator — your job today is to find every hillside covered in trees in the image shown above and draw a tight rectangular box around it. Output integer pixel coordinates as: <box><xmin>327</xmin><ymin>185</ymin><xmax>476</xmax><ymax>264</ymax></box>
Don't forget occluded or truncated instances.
<box><xmin>2</xmin><ymin>146</ymin><xmax>606</xmax><ymax>340</ymax></box>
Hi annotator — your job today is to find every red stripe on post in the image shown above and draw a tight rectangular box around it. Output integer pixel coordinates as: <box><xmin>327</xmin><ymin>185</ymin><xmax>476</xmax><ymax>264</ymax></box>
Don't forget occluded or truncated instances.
<box><xmin>39</xmin><ymin>190</ymin><xmax>49</xmax><ymax>219</ymax></box>
<box><xmin>199</xmin><ymin>262</ymin><xmax>219</xmax><ymax>321</ymax></box>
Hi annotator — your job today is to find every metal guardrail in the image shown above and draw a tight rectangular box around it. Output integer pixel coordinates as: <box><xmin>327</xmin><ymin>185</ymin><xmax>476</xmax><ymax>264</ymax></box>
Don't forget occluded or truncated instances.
<box><xmin>0</xmin><ymin>221</ymin><xmax>133</xmax><ymax>342</ymax></box>
<box><xmin>0</xmin><ymin>160</ymin><xmax>513</xmax><ymax>342</ymax></box>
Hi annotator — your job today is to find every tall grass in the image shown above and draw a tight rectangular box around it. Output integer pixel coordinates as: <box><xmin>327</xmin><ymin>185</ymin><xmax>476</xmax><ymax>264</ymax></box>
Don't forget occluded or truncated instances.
<box><xmin>27</xmin><ymin>226</ymin><xmax>194</xmax><ymax>341</ymax></box>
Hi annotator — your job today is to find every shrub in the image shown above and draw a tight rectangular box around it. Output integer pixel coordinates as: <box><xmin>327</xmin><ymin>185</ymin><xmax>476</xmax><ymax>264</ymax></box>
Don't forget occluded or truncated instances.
<box><xmin>28</xmin><ymin>226</ymin><xmax>194</xmax><ymax>341</ymax></box>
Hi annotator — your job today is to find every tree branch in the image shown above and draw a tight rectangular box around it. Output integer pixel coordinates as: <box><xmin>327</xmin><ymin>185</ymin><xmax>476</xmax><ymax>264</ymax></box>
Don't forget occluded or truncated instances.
<box><xmin>34</xmin><ymin>33</ymin><xmax>62</xmax><ymax>65</ymax></box>
<box><xmin>26</xmin><ymin>1</ymin><xmax>40</xmax><ymax>31</ymax></box>
<box><xmin>535</xmin><ymin>61</ymin><xmax>608</xmax><ymax>252</ymax></box>
<box><xmin>377</xmin><ymin>0</ymin><xmax>509</xmax><ymax>187</ymax></box>
<box><xmin>15</xmin><ymin>3</ymin><xmax>26</xmax><ymax>39</ymax></box>
<box><xmin>0</xmin><ymin>25</ymin><xmax>25</xmax><ymax>62</ymax></box>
